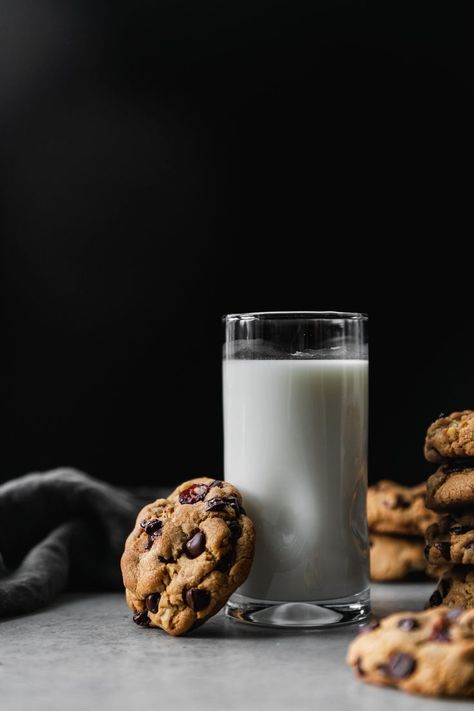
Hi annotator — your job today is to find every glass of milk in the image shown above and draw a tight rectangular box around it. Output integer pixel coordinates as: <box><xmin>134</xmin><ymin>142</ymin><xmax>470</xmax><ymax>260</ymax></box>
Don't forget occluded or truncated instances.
<box><xmin>223</xmin><ymin>312</ymin><xmax>369</xmax><ymax>628</ymax></box>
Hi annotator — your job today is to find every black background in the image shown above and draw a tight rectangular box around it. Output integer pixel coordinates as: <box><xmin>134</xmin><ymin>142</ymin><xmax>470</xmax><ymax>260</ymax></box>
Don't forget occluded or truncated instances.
<box><xmin>1</xmin><ymin>0</ymin><xmax>473</xmax><ymax>487</ymax></box>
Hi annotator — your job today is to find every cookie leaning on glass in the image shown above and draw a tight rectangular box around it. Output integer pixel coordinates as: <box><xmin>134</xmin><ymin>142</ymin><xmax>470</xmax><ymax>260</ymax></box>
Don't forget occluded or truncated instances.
<box><xmin>121</xmin><ymin>477</ymin><xmax>255</xmax><ymax>636</ymax></box>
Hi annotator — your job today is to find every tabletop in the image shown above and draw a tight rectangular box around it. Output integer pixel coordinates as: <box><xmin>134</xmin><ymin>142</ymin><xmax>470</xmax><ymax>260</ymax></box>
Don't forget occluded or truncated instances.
<box><xmin>0</xmin><ymin>583</ymin><xmax>471</xmax><ymax>711</ymax></box>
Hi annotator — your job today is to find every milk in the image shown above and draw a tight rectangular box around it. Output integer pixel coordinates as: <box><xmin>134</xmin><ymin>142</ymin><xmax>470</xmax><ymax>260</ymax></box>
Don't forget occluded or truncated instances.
<box><xmin>223</xmin><ymin>359</ymin><xmax>368</xmax><ymax>602</ymax></box>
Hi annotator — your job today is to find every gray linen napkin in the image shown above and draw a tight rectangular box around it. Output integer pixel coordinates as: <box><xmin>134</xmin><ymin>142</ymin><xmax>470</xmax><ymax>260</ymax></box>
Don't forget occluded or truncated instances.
<box><xmin>0</xmin><ymin>468</ymin><xmax>157</xmax><ymax>617</ymax></box>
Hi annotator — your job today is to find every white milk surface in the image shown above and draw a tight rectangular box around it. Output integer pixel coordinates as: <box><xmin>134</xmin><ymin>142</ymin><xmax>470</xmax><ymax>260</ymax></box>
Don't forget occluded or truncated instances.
<box><xmin>223</xmin><ymin>359</ymin><xmax>369</xmax><ymax>602</ymax></box>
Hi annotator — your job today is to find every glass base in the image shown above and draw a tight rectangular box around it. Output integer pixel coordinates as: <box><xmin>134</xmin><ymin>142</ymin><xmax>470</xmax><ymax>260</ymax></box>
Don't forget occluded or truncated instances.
<box><xmin>225</xmin><ymin>588</ymin><xmax>370</xmax><ymax>629</ymax></box>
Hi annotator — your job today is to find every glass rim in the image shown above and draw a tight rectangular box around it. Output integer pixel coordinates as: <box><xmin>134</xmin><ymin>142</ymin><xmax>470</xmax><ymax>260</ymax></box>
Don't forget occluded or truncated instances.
<box><xmin>223</xmin><ymin>311</ymin><xmax>368</xmax><ymax>321</ymax></box>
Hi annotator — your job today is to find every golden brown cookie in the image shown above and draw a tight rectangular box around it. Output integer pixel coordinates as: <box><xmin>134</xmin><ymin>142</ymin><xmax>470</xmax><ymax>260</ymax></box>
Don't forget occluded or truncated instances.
<box><xmin>428</xmin><ymin>566</ymin><xmax>474</xmax><ymax>609</ymax></box>
<box><xmin>347</xmin><ymin>607</ymin><xmax>474</xmax><ymax>697</ymax></box>
<box><xmin>425</xmin><ymin>513</ymin><xmax>474</xmax><ymax>566</ymax></box>
<box><xmin>370</xmin><ymin>535</ymin><xmax>426</xmax><ymax>582</ymax></box>
<box><xmin>367</xmin><ymin>480</ymin><xmax>438</xmax><ymax>536</ymax></box>
<box><xmin>424</xmin><ymin>410</ymin><xmax>474</xmax><ymax>463</ymax></box>
<box><xmin>121</xmin><ymin>477</ymin><xmax>255</xmax><ymax>636</ymax></box>
<box><xmin>425</xmin><ymin>466</ymin><xmax>474</xmax><ymax>511</ymax></box>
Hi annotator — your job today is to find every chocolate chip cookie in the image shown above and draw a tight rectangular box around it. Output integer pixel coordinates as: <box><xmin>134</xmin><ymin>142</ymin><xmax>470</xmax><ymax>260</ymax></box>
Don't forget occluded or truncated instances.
<box><xmin>425</xmin><ymin>513</ymin><xmax>474</xmax><ymax>566</ymax></box>
<box><xmin>121</xmin><ymin>477</ymin><xmax>255</xmax><ymax>636</ymax></box>
<box><xmin>425</xmin><ymin>466</ymin><xmax>474</xmax><ymax>511</ymax></box>
<box><xmin>424</xmin><ymin>410</ymin><xmax>474</xmax><ymax>463</ymax></box>
<box><xmin>370</xmin><ymin>535</ymin><xmax>426</xmax><ymax>582</ymax></box>
<box><xmin>428</xmin><ymin>566</ymin><xmax>474</xmax><ymax>609</ymax></box>
<box><xmin>347</xmin><ymin>607</ymin><xmax>474</xmax><ymax>697</ymax></box>
<box><xmin>367</xmin><ymin>481</ymin><xmax>438</xmax><ymax>536</ymax></box>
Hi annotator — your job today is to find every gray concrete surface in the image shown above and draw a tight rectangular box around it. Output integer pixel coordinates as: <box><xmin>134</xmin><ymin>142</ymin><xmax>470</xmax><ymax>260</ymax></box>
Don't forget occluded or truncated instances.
<box><xmin>0</xmin><ymin>584</ymin><xmax>471</xmax><ymax>711</ymax></box>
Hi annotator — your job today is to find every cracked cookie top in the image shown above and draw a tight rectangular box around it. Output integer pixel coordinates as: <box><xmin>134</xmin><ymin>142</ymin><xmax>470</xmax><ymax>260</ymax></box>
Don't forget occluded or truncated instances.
<box><xmin>424</xmin><ymin>410</ymin><xmax>474</xmax><ymax>463</ymax></box>
<box><xmin>121</xmin><ymin>477</ymin><xmax>255</xmax><ymax>636</ymax></box>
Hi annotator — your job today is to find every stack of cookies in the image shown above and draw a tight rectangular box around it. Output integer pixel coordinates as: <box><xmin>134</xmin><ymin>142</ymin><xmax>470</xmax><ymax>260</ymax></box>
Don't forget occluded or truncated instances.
<box><xmin>422</xmin><ymin>410</ymin><xmax>474</xmax><ymax>608</ymax></box>
<box><xmin>367</xmin><ymin>480</ymin><xmax>439</xmax><ymax>581</ymax></box>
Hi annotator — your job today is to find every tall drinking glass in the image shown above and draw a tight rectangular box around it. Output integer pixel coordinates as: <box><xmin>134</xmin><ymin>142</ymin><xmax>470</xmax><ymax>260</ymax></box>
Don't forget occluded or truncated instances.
<box><xmin>223</xmin><ymin>312</ymin><xmax>369</xmax><ymax>628</ymax></box>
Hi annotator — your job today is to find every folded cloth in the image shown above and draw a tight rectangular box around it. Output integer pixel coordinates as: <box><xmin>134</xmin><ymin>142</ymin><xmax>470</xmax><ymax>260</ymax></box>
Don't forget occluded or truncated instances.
<box><xmin>0</xmin><ymin>468</ymin><xmax>157</xmax><ymax>618</ymax></box>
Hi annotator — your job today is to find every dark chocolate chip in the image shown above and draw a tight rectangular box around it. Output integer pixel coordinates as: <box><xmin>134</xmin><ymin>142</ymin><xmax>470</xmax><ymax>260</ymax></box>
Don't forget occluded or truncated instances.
<box><xmin>158</xmin><ymin>555</ymin><xmax>174</xmax><ymax>563</ymax></box>
<box><xmin>228</xmin><ymin>520</ymin><xmax>242</xmax><ymax>542</ymax></box>
<box><xmin>184</xmin><ymin>588</ymin><xmax>210</xmax><ymax>612</ymax></box>
<box><xmin>465</xmin><ymin>541</ymin><xmax>474</xmax><ymax>550</ymax></box>
<box><xmin>435</xmin><ymin>542</ymin><xmax>451</xmax><ymax>561</ymax></box>
<box><xmin>442</xmin><ymin>460</ymin><xmax>474</xmax><ymax>474</ymax></box>
<box><xmin>145</xmin><ymin>532</ymin><xmax>162</xmax><ymax>550</ymax></box>
<box><xmin>145</xmin><ymin>593</ymin><xmax>161</xmax><ymax>613</ymax></box>
<box><xmin>449</xmin><ymin>524</ymin><xmax>465</xmax><ymax>534</ymax></box>
<box><xmin>179</xmin><ymin>483</ymin><xmax>210</xmax><ymax>505</ymax></box>
<box><xmin>215</xmin><ymin>551</ymin><xmax>234</xmax><ymax>573</ymax></box>
<box><xmin>358</xmin><ymin>619</ymin><xmax>379</xmax><ymax>635</ymax></box>
<box><xmin>397</xmin><ymin>617</ymin><xmax>419</xmax><ymax>631</ymax></box>
<box><xmin>423</xmin><ymin>544</ymin><xmax>431</xmax><ymax>560</ymax></box>
<box><xmin>142</xmin><ymin>519</ymin><xmax>162</xmax><ymax>535</ymax></box>
<box><xmin>205</xmin><ymin>497</ymin><xmax>227</xmax><ymax>512</ymax></box>
<box><xmin>355</xmin><ymin>657</ymin><xmax>365</xmax><ymax>676</ymax></box>
<box><xmin>206</xmin><ymin>496</ymin><xmax>245</xmax><ymax>515</ymax></box>
<box><xmin>429</xmin><ymin>590</ymin><xmax>443</xmax><ymax>607</ymax></box>
<box><xmin>133</xmin><ymin>611</ymin><xmax>150</xmax><ymax>627</ymax></box>
<box><xmin>210</xmin><ymin>480</ymin><xmax>224</xmax><ymax>488</ymax></box>
<box><xmin>185</xmin><ymin>531</ymin><xmax>206</xmax><ymax>559</ymax></box>
<box><xmin>440</xmin><ymin>577</ymin><xmax>453</xmax><ymax>597</ymax></box>
<box><xmin>380</xmin><ymin>653</ymin><xmax>416</xmax><ymax>679</ymax></box>
<box><xmin>143</xmin><ymin>520</ymin><xmax>162</xmax><ymax>550</ymax></box>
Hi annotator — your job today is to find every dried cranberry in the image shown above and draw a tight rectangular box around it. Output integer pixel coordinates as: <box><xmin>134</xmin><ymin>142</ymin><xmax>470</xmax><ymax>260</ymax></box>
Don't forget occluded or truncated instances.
<box><xmin>179</xmin><ymin>484</ymin><xmax>209</xmax><ymax>505</ymax></box>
